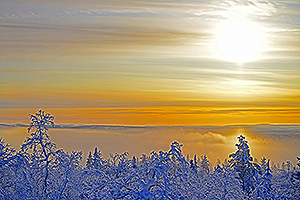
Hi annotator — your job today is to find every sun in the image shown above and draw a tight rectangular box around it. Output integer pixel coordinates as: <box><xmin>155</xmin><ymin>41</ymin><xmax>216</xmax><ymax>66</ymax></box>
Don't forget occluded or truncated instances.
<box><xmin>214</xmin><ymin>19</ymin><xmax>264</xmax><ymax>64</ymax></box>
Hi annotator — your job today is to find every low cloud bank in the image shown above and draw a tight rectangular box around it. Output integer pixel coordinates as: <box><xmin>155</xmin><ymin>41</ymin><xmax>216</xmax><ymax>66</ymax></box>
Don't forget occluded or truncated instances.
<box><xmin>0</xmin><ymin>123</ymin><xmax>299</xmax><ymax>165</ymax></box>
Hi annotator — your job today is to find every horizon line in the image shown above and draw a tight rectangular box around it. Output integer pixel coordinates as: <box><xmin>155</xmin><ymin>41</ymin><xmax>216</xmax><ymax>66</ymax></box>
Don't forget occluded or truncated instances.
<box><xmin>1</xmin><ymin>122</ymin><xmax>300</xmax><ymax>129</ymax></box>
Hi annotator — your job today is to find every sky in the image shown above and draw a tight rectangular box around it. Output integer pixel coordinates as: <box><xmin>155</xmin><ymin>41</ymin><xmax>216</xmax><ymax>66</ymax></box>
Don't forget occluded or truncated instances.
<box><xmin>1</xmin><ymin>0</ymin><xmax>300</xmax><ymax>125</ymax></box>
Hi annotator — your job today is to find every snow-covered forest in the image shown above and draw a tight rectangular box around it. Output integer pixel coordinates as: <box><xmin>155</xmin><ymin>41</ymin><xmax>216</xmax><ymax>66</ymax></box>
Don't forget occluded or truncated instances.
<box><xmin>0</xmin><ymin>110</ymin><xmax>299</xmax><ymax>199</ymax></box>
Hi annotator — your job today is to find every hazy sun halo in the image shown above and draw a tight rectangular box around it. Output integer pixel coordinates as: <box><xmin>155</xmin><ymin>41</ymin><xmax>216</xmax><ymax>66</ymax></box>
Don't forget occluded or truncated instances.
<box><xmin>215</xmin><ymin>19</ymin><xmax>264</xmax><ymax>64</ymax></box>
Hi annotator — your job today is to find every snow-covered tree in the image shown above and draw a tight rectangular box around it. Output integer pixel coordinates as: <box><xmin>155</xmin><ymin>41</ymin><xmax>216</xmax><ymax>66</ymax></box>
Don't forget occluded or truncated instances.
<box><xmin>140</xmin><ymin>153</ymin><xmax>149</xmax><ymax>164</ymax></box>
<box><xmin>260</xmin><ymin>159</ymin><xmax>274</xmax><ymax>199</ymax></box>
<box><xmin>271</xmin><ymin>162</ymin><xmax>295</xmax><ymax>199</ymax></box>
<box><xmin>229</xmin><ymin>135</ymin><xmax>262</xmax><ymax>196</ymax></box>
<box><xmin>85</xmin><ymin>151</ymin><xmax>93</xmax><ymax>169</ymax></box>
<box><xmin>200</xmin><ymin>155</ymin><xmax>210</xmax><ymax>175</ymax></box>
<box><xmin>91</xmin><ymin>147</ymin><xmax>106</xmax><ymax>170</ymax></box>
<box><xmin>0</xmin><ymin>138</ymin><xmax>17</xmax><ymax>199</ymax></box>
<box><xmin>190</xmin><ymin>155</ymin><xmax>199</xmax><ymax>173</ymax></box>
<box><xmin>292</xmin><ymin>157</ymin><xmax>300</xmax><ymax>182</ymax></box>
<box><xmin>18</xmin><ymin>109</ymin><xmax>83</xmax><ymax>199</ymax></box>
<box><xmin>1</xmin><ymin>110</ymin><xmax>299</xmax><ymax>199</ymax></box>
<box><xmin>19</xmin><ymin>109</ymin><xmax>57</xmax><ymax>199</ymax></box>
<box><xmin>260</xmin><ymin>157</ymin><xmax>268</xmax><ymax>173</ymax></box>
<box><xmin>131</xmin><ymin>156</ymin><xmax>138</xmax><ymax>169</ymax></box>
<box><xmin>290</xmin><ymin>157</ymin><xmax>300</xmax><ymax>198</ymax></box>
<box><xmin>54</xmin><ymin>150</ymin><xmax>83</xmax><ymax>199</ymax></box>
<box><xmin>206</xmin><ymin>164</ymin><xmax>244</xmax><ymax>199</ymax></box>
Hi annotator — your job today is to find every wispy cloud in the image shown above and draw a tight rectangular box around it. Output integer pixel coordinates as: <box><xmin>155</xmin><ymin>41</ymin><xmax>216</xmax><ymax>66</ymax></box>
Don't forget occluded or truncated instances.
<box><xmin>0</xmin><ymin>0</ymin><xmax>299</xmax><ymax>125</ymax></box>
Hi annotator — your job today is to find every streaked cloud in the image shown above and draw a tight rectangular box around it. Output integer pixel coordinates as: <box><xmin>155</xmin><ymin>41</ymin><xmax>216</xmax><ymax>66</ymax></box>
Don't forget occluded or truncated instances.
<box><xmin>0</xmin><ymin>0</ymin><xmax>300</xmax><ymax>125</ymax></box>
<box><xmin>1</xmin><ymin>107</ymin><xmax>299</xmax><ymax>126</ymax></box>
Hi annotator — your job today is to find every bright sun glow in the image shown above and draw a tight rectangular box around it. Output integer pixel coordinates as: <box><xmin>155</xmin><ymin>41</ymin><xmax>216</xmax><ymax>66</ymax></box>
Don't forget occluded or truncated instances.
<box><xmin>215</xmin><ymin>19</ymin><xmax>264</xmax><ymax>63</ymax></box>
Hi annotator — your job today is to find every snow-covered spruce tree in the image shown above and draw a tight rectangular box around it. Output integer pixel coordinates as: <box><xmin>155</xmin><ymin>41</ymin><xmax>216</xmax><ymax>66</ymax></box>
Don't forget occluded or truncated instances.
<box><xmin>272</xmin><ymin>157</ymin><xmax>300</xmax><ymax>199</ymax></box>
<box><xmin>88</xmin><ymin>147</ymin><xmax>107</xmax><ymax>170</ymax></box>
<box><xmin>140</xmin><ymin>153</ymin><xmax>149</xmax><ymax>164</ymax></box>
<box><xmin>80</xmin><ymin>147</ymin><xmax>111</xmax><ymax>199</ymax></box>
<box><xmin>282</xmin><ymin>160</ymin><xmax>293</xmax><ymax>173</ymax></box>
<box><xmin>166</xmin><ymin>141</ymin><xmax>193</xmax><ymax>198</ymax></box>
<box><xmin>168</xmin><ymin>141</ymin><xmax>190</xmax><ymax>174</ymax></box>
<box><xmin>260</xmin><ymin>157</ymin><xmax>268</xmax><ymax>174</ymax></box>
<box><xmin>229</xmin><ymin>135</ymin><xmax>262</xmax><ymax>196</ymax></box>
<box><xmin>271</xmin><ymin>162</ymin><xmax>294</xmax><ymax>199</ymax></box>
<box><xmin>222</xmin><ymin>158</ymin><xmax>231</xmax><ymax>172</ymax></box>
<box><xmin>260</xmin><ymin>159</ymin><xmax>275</xmax><ymax>200</ymax></box>
<box><xmin>292</xmin><ymin>157</ymin><xmax>300</xmax><ymax>182</ymax></box>
<box><xmin>206</xmin><ymin>162</ymin><xmax>244</xmax><ymax>199</ymax></box>
<box><xmin>200</xmin><ymin>155</ymin><xmax>210</xmax><ymax>175</ymax></box>
<box><xmin>131</xmin><ymin>156</ymin><xmax>138</xmax><ymax>169</ymax></box>
<box><xmin>190</xmin><ymin>155</ymin><xmax>199</xmax><ymax>173</ymax></box>
<box><xmin>290</xmin><ymin>157</ymin><xmax>300</xmax><ymax>198</ymax></box>
<box><xmin>85</xmin><ymin>151</ymin><xmax>93</xmax><ymax>170</ymax></box>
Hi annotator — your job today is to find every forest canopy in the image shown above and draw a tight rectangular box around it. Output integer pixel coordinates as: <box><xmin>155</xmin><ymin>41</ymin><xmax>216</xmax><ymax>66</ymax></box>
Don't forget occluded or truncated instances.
<box><xmin>0</xmin><ymin>110</ymin><xmax>299</xmax><ymax>199</ymax></box>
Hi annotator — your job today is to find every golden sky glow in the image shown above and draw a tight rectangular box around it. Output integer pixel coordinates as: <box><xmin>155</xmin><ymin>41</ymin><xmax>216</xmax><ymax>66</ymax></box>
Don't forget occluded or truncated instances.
<box><xmin>1</xmin><ymin>0</ymin><xmax>300</xmax><ymax>125</ymax></box>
